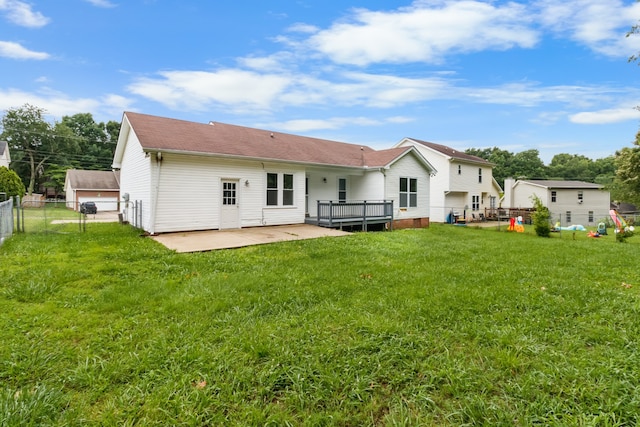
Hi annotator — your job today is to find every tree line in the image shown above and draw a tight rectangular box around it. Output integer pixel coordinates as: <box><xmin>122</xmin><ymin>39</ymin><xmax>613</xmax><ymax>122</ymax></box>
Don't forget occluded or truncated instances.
<box><xmin>0</xmin><ymin>104</ymin><xmax>119</xmax><ymax>197</ymax></box>
<box><xmin>465</xmin><ymin>136</ymin><xmax>640</xmax><ymax>207</ymax></box>
<box><xmin>0</xmin><ymin>103</ymin><xmax>639</xmax><ymax>207</ymax></box>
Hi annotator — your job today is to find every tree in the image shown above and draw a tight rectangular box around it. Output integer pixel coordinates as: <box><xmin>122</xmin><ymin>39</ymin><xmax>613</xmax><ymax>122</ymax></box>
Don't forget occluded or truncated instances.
<box><xmin>54</xmin><ymin>113</ymin><xmax>118</xmax><ymax>171</ymax></box>
<box><xmin>547</xmin><ymin>153</ymin><xmax>594</xmax><ymax>181</ymax></box>
<box><xmin>466</xmin><ymin>147</ymin><xmax>516</xmax><ymax>188</ymax></box>
<box><xmin>613</xmin><ymin>131</ymin><xmax>640</xmax><ymax>205</ymax></box>
<box><xmin>0</xmin><ymin>166</ymin><xmax>26</xmax><ymax>198</ymax></box>
<box><xmin>511</xmin><ymin>149</ymin><xmax>547</xmax><ymax>180</ymax></box>
<box><xmin>0</xmin><ymin>104</ymin><xmax>56</xmax><ymax>194</ymax></box>
<box><xmin>530</xmin><ymin>194</ymin><xmax>551</xmax><ymax>237</ymax></box>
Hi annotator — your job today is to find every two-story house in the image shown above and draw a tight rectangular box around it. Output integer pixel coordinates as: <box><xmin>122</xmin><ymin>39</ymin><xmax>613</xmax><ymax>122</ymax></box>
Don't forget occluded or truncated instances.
<box><xmin>503</xmin><ymin>179</ymin><xmax>610</xmax><ymax>226</ymax></box>
<box><xmin>394</xmin><ymin>138</ymin><xmax>502</xmax><ymax>223</ymax></box>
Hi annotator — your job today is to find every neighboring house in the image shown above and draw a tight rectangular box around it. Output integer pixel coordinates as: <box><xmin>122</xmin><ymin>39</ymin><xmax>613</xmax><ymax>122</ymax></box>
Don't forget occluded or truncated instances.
<box><xmin>394</xmin><ymin>138</ymin><xmax>502</xmax><ymax>223</ymax></box>
<box><xmin>64</xmin><ymin>169</ymin><xmax>120</xmax><ymax>211</ymax></box>
<box><xmin>503</xmin><ymin>179</ymin><xmax>610</xmax><ymax>226</ymax></box>
<box><xmin>0</xmin><ymin>141</ymin><xmax>10</xmax><ymax>168</ymax></box>
<box><xmin>112</xmin><ymin>112</ymin><xmax>437</xmax><ymax>235</ymax></box>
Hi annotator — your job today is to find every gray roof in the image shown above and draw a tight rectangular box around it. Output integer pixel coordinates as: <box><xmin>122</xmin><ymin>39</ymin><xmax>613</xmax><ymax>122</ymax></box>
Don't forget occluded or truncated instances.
<box><xmin>66</xmin><ymin>169</ymin><xmax>120</xmax><ymax>190</ymax></box>
<box><xmin>518</xmin><ymin>180</ymin><xmax>603</xmax><ymax>189</ymax></box>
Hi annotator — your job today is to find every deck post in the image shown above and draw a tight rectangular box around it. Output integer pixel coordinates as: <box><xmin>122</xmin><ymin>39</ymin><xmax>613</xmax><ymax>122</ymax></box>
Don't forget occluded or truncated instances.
<box><xmin>363</xmin><ymin>200</ymin><xmax>367</xmax><ymax>231</ymax></box>
<box><xmin>328</xmin><ymin>200</ymin><xmax>334</xmax><ymax>228</ymax></box>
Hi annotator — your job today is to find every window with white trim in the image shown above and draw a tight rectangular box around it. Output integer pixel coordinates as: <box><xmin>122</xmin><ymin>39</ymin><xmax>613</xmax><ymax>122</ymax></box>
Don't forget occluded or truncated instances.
<box><xmin>578</xmin><ymin>191</ymin><xmax>583</xmax><ymax>203</ymax></box>
<box><xmin>478</xmin><ymin>168</ymin><xmax>482</xmax><ymax>183</ymax></box>
<box><xmin>266</xmin><ymin>173</ymin><xmax>278</xmax><ymax>206</ymax></box>
<box><xmin>400</xmin><ymin>177</ymin><xmax>417</xmax><ymax>208</ymax></box>
<box><xmin>472</xmin><ymin>195</ymin><xmax>480</xmax><ymax>211</ymax></box>
<box><xmin>266</xmin><ymin>173</ymin><xmax>294</xmax><ymax>206</ymax></box>
<box><xmin>551</xmin><ymin>191</ymin><xmax>557</xmax><ymax>203</ymax></box>
<box><xmin>283</xmin><ymin>174</ymin><xmax>294</xmax><ymax>206</ymax></box>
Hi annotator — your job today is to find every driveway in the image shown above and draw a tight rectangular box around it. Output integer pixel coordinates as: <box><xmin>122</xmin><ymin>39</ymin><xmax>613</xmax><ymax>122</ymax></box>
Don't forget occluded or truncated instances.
<box><xmin>151</xmin><ymin>224</ymin><xmax>351</xmax><ymax>253</ymax></box>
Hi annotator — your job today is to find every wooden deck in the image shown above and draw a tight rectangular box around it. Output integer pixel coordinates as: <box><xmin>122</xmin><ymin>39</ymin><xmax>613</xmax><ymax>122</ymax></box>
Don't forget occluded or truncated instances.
<box><xmin>306</xmin><ymin>200</ymin><xmax>394</xmax><ymax>231</ymax></box>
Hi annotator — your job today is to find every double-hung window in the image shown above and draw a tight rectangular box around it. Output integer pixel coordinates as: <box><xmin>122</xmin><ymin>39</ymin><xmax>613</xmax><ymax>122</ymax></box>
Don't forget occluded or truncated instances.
<box><xmin>283</xmin><ymin>174</ymin><xmax>294</xmax><ymax>206</ymax></box>
<box><xmin>400</xmin><ymin>177</ymin><xmax>417</xmax><ymax>208</ymax></box>
<box><xmin>472</xmin><ymin>195</ymin><xmax>480</xmax><ymax>211</ymax></box>
<box><xmin>266</xmin><ymin>172</ymin><xmax>294</xmax><ymax>206</ymax></box>
<box><xmin>551</xmin><ymin>191</ymin><xmax>557</xmax><ymax>203</ymax></box>
<box><xmin>266</xmin><ymin>173</ymin><xmax>278</xmax><ymax>206</ymax></box>
<box><xmin>478</xmin><ymin>168</ymin><xmax>482</xmax><ymax>183</ymax></box>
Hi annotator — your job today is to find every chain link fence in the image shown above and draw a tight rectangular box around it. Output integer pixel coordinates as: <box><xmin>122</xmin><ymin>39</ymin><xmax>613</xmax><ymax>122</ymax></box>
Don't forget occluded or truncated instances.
<box><xmin>8</xmin><ymin>198</ymin><xmax>121</xmax><ymax>235</ymax></box>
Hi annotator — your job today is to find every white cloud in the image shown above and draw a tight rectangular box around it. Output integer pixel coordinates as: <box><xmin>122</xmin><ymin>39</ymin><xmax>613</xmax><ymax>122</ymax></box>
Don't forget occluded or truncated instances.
<box><xmin>0</xmin><ymin>0</ymin><xmax>49</xmax><ymax>27</ymax></box>
<box><xmin>537</xmin><ymin>0</ymin><xmax>640</xmax><ymax>57</ymax></box>
<box><xmin>237</xmin><ymin>52</ymin><xmax>295</xmax><ymax>72</ymax></box>
<box><xmin>264</xmin><ymin>115</ymin><xmax>413</xmax><ymax>133</ymax></box>
<box><xmin>306</xmin><ymin>1</ymin><xmax>538</xmax><ymax>65</ymax></box>
<box><xmin>0</xmin><ymin>41</ymin><xmax>50</xmax><ymax>60</ymax></box>
<box><xmin>127</xmin><ymin>70</ymin><xmax>291</xmax><ymax>112</ymax></box>
<box><xmin>84</xmin><ymin>0</ymin><xmax>117</xmax><ymax>7</ymax></box>
<box><xmin>286</xmin><ymin>23</ymin><xmax>319</xmax><ymax>34</ymax></box>
<box><xmin>570</xmin><ymin>106</ymin><xmax>640</xmax><ymax>124</ymax></box>
<box><xmin>0</xmin><ymin>88</ymin><xmax>134</xmax><ymax>120</ymax></box>
<box><xmin>126</xmin><ymin>62</ymin><xmax>640</xmax><ymax>120</ymax></box>
<box><xmin>267</xmin><ymin>117</ymin><xmax>377</xmax><ymax>132</ymax></box>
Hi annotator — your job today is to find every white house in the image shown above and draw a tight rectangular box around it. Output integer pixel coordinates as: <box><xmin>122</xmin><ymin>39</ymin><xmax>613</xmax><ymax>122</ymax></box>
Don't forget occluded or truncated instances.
<box><xmin>0</xmin><ymin>141</ymin><xmax>10</xmax><ymax>168</ymax></box>
<box><xmin>503</xmin><ymin>179</ymin><xmax>610</xmax><ymax>226</ymax></box>
<box><xmin>112</xmin><ymin>112</ymin><xmax>437</xmax><ymax>234</ymax></box>
<box><xmin>394</xmin><ymin>138</ymin><xmax>502</xmax><ymax>223</ymax></box>
<box><xmin>64</xmin><ymin>169</ymin><xmax>121</xmax><ymax>211</ymax></box>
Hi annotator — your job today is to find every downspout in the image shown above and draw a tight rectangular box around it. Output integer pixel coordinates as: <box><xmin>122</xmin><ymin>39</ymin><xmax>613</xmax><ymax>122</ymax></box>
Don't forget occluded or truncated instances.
<box><xmin>149</xmin><ymin>151</ymin><xmax>162</xmax><ymax>234</ymax></box>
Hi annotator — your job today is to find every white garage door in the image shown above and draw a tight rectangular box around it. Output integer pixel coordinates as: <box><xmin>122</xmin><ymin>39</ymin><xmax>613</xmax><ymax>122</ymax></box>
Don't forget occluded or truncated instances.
<box><xmin>78</xmin><ymin>197</ymin><xmax>118</xmax><ymax>212</ymax></box>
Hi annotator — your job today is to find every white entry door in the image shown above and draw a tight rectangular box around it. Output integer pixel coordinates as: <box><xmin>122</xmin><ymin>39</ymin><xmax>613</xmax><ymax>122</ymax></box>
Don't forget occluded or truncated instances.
<box><xmin>220</xmin><ymin>180</ymin><xmax>240</xmax><ymax>229</ymax></box>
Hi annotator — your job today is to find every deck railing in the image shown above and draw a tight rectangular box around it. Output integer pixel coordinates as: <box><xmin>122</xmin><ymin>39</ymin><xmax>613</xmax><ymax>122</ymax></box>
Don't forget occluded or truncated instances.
<box><xmin>315</xmin><ymin>200</ymin><xmax>393</xmax><ymax>230</ymax></box>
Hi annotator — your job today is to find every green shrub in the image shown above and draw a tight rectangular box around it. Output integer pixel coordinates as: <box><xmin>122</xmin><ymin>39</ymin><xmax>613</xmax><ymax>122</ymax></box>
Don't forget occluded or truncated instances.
<box><xmin>530</xmin><ymin>195</ymin><xmax>551</xmax><ymax>237</ymax></box>
<box><xmin>0</xmin><ymin>166</ymin><xmax>25</xmax><ymax>198</ymax></box>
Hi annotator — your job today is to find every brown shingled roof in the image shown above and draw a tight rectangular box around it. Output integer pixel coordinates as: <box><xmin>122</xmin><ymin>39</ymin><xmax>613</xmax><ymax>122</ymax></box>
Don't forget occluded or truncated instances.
<box><xmin>125</xmin><ymin>112</ymin><xmax>408</xmax><ymax>168</ymax></box>
<box><xmin>407</xmin><ymin>138</ymin><xmax>492</xmax><ymax>165</ymax></box>
<box><xmin>66</xmin><ymin>169</ymin><xmax>120</xmax><ymax>190</ymax></box>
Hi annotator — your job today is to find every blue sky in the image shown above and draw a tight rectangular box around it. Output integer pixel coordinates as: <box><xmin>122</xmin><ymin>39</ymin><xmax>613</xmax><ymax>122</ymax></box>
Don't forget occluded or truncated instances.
<box><xmin>1</xmin><ymin>0</ymin><xmax>640</xmax><ymax>163</ymax></box>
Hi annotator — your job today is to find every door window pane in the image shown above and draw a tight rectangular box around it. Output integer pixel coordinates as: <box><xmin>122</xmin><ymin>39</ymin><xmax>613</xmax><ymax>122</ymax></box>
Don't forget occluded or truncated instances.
<box><xmin>223</xmin><ymin>182</ymin><xmax>236</xmax><ymax>205</ymax></box>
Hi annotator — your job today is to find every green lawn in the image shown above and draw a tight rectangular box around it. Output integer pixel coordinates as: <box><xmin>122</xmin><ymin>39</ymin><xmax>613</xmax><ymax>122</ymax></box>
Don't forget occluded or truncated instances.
<box><xmin>15</xmin><ymin>203</ymin><xmax>83</xmax><ymax>233</ymax></box>
<box><xmin>1</xmin><ymin>224</ymin><xmax>639</xmax><ymax>426</ymax></box>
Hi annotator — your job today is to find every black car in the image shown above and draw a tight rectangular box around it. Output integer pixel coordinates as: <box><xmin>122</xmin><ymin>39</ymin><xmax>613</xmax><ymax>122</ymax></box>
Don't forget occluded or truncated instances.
<box><xmin>80</xmin><ymin>201</ymin><xmax>97</xmax><ymax>214</ymax></box>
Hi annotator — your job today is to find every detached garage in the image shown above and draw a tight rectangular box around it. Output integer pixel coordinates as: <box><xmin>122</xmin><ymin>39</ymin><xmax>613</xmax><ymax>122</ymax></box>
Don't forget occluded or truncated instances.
<box><xmin>64</xmin><ymin>169</ymin><xmax>120</xmax><ymax>212</ymax></box>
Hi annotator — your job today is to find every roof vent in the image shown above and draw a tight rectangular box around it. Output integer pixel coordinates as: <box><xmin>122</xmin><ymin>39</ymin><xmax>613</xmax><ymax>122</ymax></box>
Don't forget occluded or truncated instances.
<box><xmin>208</xmin><ymin>121</ymin><xmax>215</xmax><ymax>126</ymax></box>
<box><xmin>270</xmin><ymin>133</ymin><xmax>274</xmax><ymax>138</ymax></box>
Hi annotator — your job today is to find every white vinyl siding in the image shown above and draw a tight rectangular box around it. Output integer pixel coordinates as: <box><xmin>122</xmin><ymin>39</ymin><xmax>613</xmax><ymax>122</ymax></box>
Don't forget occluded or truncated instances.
<box><xmin>384</xmin><ymin>152</ymin><xmax>430</xmax><ymax>220</ymax></box>
<box><xmin>399</xmin><ymin>177</ymin><xmax>417</xmax><ymax>208</ymax></box>
<box><xmin>119</xmin><ymin>129</ymin><xmax>152</xmax><ymax>230</ymax></box>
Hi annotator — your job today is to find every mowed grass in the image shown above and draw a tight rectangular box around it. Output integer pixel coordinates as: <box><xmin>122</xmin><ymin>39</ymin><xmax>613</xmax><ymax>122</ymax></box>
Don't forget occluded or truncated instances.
<box><xmin>0</xmin><ymin>223</ymin><xmax>639</xmax><ymax>426</ymax></box>
<box><xmin>15</xmin><ymin>204</ymin><xmax>83</xmax><ymax>233</ymax></box>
